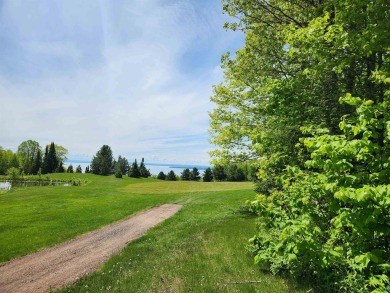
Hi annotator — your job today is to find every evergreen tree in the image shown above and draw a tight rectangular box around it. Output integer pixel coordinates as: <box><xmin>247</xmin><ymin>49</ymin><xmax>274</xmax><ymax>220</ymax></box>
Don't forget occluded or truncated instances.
<box><xmin>212</xmin><ymin>165</ymin><xmax>226</xmax><ymax>181</ymax></box>
<box><xmin>190</xmin><ymin>168</ymin><xmax>201</xmax><ymax>181</ymax></box>
<box><xmin>90</xmin><ymin>145</ymin><xmax>113</xmax><ymax>175</ymax></box>
<box><xmin>115</xmin><ymin>156</ymin><xmax>129</xmax><ymax>175</ymax></box>
<box><xmin>114</xmin><ymin>166</ymin><xmax>122</xmax><ymax>178</ymax></box>
<box><xmin>57</xmin><ymin>161</ymin><xmax>65</xmax><ymax>173</ymax></box>
<box><xmin>75</xmin><ymin>165</ymin><xmax>82</xmax><ymax>173</ymax></box>
<box><xmin>225</xmin><ymin>164</ymin><xmax>246</xmax><ymax>182</ymax></box>
<box><xmin>42</xmin><ymin>145</ymin><xmax>49</xmax><ymax>174</ymax></box>
<box><xmin>202</xmin><ymin>168</ymin><xmax>213</xmax><ymax>182</ymax></box>
<box><xmin>139</xmin><ymin>158</ymin><xmax>151</xmax><ymax>178</ymax></box>
<box><xmin>31</xmin><ymin>149</ymin><xmax>42</xmax><ymax>175</ymax></box>
<box><xmin>166</xmin><ymin>170</ymin><xmax>177</xmax><ymax>181</ymax></box>
<box><xmin>48</xmin><ymin>142</ymin><xmax>58</xmax><ymax>173</ymax></box>
<box><xmin>181</xmin><ymin>168</ymin><xmax>191</xmax><ymax>180</ymax></box>
<box><xmin>128</xmin><ymin>159</ymin><xmax>141</xmax><ymax>178</ymax></box>
<box><xmin>67</xmin><ymin>164</ymin><xmax>74</xmax><ymax>173</ymax></box>
<box><xmin>85</xmin><ymin>166</ymin><xmax>90</xmax><ymax>173</ymax></box>
<box><xmin>157</xmin><ymin>171</ymin><xmax>166</xmax><ymax>180</ymax></box>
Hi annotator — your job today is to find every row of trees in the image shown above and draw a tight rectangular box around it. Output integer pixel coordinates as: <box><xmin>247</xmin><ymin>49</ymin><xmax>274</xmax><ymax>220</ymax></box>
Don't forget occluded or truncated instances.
<box><xmin>213</xmin><ymin>0</ymin><xmax>389</xmax><ymax>291</ymax></box>
<box><xmin>0</xmin><ymin>140</ymin><xmax>68</xmax><ymax>175</ymax></box>
<box><xmin>90</xmin><ymin>145</ymin><xmax>151</xmax><ymax>178</ymax></box>
<box><xmin>155</xmin><ymin>164</ymin><xmax>250</xmax><ymax>182</ymax></box>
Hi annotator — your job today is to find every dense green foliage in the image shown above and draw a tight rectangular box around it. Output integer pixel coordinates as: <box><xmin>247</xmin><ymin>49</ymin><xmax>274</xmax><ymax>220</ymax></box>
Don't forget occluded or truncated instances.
<box><xmin>211</xmin><ymin>0</ymin><xmax>390</xmax><ymax>291</ymax></box>
<box><xmin>139</xmin><ymin>158</ymin><xmax>151</xmax><ymax>178</ymax></box>
<box><xmin>0</xmin><ymin>142</ymin><xmax>67</xmax><ymax>176</ymax></box>
<box><xmin>157</xmin><ymin>171</ymin><xmax>166</xmax><ymax>180</ymax></box>
<box><xmin>203</xmin><ymin>167</ymin><xmax>213</xmax><ymax>182</ymax></box>
<box><xmin>166</xmin><ymin>170</ymin><xmax>177</xmax><ymax>181</ymax></box>
<box><xmin>181</xmin><ymin>168</ymin><xmax>191</xmax><ymax>180</ymax></box>
<box><xmin>91</xmin><ymin>145</ymin><xmax>114</xmax><ymax>176</ymax></box>
<box><xmin>115</xmin><ymin>155</ymin><xmax>129</xmax><ymax>175</ymax></box>
<box><xmin>128</xmin><ymin>159</ymin><xmax>141</xmax><ymax>178</ymax></box>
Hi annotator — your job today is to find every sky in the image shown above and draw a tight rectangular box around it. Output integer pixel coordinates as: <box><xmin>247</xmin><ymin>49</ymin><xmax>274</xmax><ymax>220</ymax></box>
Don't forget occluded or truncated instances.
<box><xmin>0</xmin><ymin>0</ymin><xmax>243</xmax><ymax>165</ymax></box>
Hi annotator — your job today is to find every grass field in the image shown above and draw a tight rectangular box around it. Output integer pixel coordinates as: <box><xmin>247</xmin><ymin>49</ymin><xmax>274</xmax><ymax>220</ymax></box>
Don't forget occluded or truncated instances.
<box><xmin>0</xmin><ymin>174</ymin><xmax>309</xmax><ymax>292</ymax></box>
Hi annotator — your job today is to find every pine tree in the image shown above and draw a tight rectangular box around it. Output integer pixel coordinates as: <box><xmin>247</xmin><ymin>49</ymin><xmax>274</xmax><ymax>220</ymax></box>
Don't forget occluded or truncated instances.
<box><xmin>139</xmin><ymin>158</ymin><xmax>151</xmax><ymax>178</ymax></box>
<box><xmin>42</xmin><ymin>145</ymin><xmax>49</xmax><ymax>174</ymax></box>
<box><xmin>90</xmin><ymin>145</ymin><xmax>113</xmax><ymax>175</ymax></box>
<box><xmin>85</xmin><ymin>166</ymin><xmax>90</xmax><ymax>173</ymax></box>
<box><xmin>202</xmin><ymin>168</ymin><xmax>213</xmax><ymax>182</ymax></box>
<box><xmin>75</xmin><ymin>165</ymin><xmax>82</xmax><ymax>173</ymax></box>
<box><xmin>166</xmin><ymin>170</ymin><xmax>177</xmax><ymax>181</ymax></box>
<box><xmin>48</xmin><ymin>142</ymin><xmax>58</xmax><ymax>173</ymax></box>
<box><xmin>212</xmin><ymin>165</ymin><xmax>226</xmax><ymax>181</ymax></box>
<box><xmin>157</xmin><ymin>171</ymin><xmax>166</xmax><ymax>180</ymax></box>
<box><xmin>190</xmin><ymin>168</ymin><xmax>201</xmax><ymax>181</ymax></box>
<box><xmin>57</xmin><ymin>161</ymin><xmax>65</xmax><ymax>173</ymax></box>
<box><xmin>128</xmin><ymin>159</ymin><xmax>141</xmax><ymax>178</ymax></box>
<box><xmin>67</xmin><ymin>164</ymin><xmax>74</xmax><ymax>173</ymax></box>
<box><xmin>31</xmin><ymin>149</ymin><xmax>42</xmax><ymax>175</ymax></box>
<box><xmin>181</xmin><ymin>168</ymin><xmax>191</xmax><ymax>180</ymax></box>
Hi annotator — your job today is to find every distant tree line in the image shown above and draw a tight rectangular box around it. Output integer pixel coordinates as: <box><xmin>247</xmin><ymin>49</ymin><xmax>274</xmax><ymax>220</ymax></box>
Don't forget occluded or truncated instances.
<box><xmin>0</xmin><ymin>140</ymin><xmax>68</xmax><ymax>176</ymax></box>
<box><xmin>155</xmin><ymin>163</ymin><xmax>255</xmax><ymax>182</ymax></box>
<box><xmin>90</xmin><ymin>145</ymin><xmax>151</xmax><ymax>178</ymax></box>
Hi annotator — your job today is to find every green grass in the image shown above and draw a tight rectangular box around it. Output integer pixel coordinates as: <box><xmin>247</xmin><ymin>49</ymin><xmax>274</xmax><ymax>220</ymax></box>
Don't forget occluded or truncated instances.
<box><xmin>0</xmin><ymin>173</ymin><xmax>309</xmax><ymax>292</ymax></box>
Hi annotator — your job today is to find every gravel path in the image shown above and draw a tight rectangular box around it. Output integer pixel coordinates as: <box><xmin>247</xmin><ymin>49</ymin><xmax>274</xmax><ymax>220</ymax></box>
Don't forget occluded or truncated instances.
<box><xmin>0</xmin><ymin>204</ymin><xmax>182</xmax><ymax>293</ymax></box>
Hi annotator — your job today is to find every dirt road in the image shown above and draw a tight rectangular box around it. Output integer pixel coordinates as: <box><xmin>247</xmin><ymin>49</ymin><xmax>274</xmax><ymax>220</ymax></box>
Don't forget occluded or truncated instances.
<box><xmin>0</xmin><ymin>204</ymin><xmax>182</xmax><ymax>293</ymax></box>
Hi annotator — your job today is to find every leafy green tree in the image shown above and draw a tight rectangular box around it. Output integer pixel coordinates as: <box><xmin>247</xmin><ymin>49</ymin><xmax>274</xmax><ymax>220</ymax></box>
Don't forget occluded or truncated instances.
<box><xmin>202</xmin><ymin>168</ymin><xmax>213</xmax><ymax>182</ymax></box>
<box><xmin>17</xmin><ymin>140</ymin><xmax>42</xmax><ymax>175</ymax></box>
<box><xmin>67</xmin><ymin>164</ymin><xmax>74</xmax><ymax>173</ymax></box>
<box><xmin>91</xmin><ymin>145</ymin><xmax>113</xmax><ymax>176</ymax></box>
<box><xmin>128</xmin><ymin>159</ymin><xmax>141</xmax><ymax>178</ymax></box>
<box><xmin>157</xmin><ymin>171</ymin><xmax>166</xmax><ymax>180</ymax></box>
<box><xmin>54</xmin><ymin>145</ymin><xmax>68</xmax><ymax>164</ymax></box>
<box><xmin>180</xmin><ymin>168</ymin><xmax>191</xmax><ymax>180</ymax></box>
<box><xmin>0</xmin><ymin>148</ymin><xmax>19</xmax><ymax>175</ymax></box>
<box><xmin>213</xmin><ymin>0</ymin><xmax>390</xmax><ymax>291</ymax></box>
<box><xmin>212</xmin><ymin>165</ymin><xmax>226</xmax><ymax>181</ymax></box>
<box><xmin>250</xmin><ymin>97</ymin><xmax>390</xmax><ymax>291</ymax></box>
<box><xmin>7</xmin><ymin>167</ymin><xmax>20</xmax><ymax>180</ymax></box>
<box><xmin>166</xmin><ymin>170</ymin><xmax>177</xmax><ymax>181</ymax></box>
<box><xmin>139</xmin><ymin>158</ymin><xmax>151</xmax><ymax>178</ymax></box>
<box><xmin>190</xmin><ymin>168</ymin><xmax>201</xmax><ymax>181</ymax></box>
<box><xmin>75</xmin><ymin>165</ymin><xmax>82</xmax><ymax>173</ymax></box>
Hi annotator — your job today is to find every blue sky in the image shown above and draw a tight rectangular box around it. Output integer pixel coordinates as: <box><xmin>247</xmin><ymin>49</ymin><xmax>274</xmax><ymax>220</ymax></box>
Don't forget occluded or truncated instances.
<box><xmin>0</xmin><ymin>0</ymin><xmax>243</xmax><ymax>164</ymax></box>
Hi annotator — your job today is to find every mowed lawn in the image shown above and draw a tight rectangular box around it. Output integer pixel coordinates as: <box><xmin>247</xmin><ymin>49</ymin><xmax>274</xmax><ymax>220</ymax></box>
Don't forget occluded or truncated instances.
<box><xmin>0</xmin><ymin>174</ymin><xmax>308</xmax><ymax>292</ymax></box>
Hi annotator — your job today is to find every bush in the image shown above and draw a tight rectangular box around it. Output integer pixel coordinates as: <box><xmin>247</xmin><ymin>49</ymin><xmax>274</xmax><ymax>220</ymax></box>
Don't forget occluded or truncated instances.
<box><xmin>249</xmin><ymin>97</ymin><xmax>390</xmax><ymax>292</ymax></box>
<box><xmin>115</xmin><ymin>169</ymin><xmax>122</xmax><ymax>178</ymax></box>
<box><xmin>7</xmin><ymin>167</ymin><xmax>20</xmax><ymax>180</ymax></box>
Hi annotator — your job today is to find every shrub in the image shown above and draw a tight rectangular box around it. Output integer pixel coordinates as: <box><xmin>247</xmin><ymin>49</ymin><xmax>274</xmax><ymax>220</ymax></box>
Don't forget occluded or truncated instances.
<box><xmin>7</xmin><ymin>167</ymin><xmax>20</xmax><ymax>180</ymax></box>
<box><xmin>249</xmin><ymin>96</ymin><xmax>390</xmax><ymax>292</ymax></box>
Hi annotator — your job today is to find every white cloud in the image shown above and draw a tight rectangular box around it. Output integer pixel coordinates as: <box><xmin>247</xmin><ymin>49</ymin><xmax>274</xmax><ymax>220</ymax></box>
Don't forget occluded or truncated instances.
<box><xmin>0</xmin><ymin>0</ymin><xmax>243</xmax><ymax>164</ymax></box>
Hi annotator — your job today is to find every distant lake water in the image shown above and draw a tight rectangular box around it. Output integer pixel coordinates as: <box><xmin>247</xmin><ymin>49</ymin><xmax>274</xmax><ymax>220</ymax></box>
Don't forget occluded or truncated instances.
<box><xmin>64</xmin><ymin>161</ymin><xmax>211</xmax><ymax>176</ymax></box>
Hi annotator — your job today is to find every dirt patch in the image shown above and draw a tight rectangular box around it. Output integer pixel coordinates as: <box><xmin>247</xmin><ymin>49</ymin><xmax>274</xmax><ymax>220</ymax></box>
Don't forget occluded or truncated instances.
<box><xmin>0</xmin><ymin>204</ymin><xmax>182</xmax><ymax>293</ymax></box>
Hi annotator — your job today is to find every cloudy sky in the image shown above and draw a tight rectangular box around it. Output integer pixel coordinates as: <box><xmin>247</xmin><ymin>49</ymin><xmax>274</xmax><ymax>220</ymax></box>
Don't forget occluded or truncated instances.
<box><xmin>0</xmin><ymin>0</ymin><xmax>243</xmax><ymax>164</ymax></box>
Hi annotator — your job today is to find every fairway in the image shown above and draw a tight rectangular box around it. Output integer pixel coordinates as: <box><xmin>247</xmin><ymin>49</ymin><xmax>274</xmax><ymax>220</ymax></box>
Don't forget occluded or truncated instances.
<box><xmin>0</xmin><ymin>174</ymin><xmax>308</xmax><ymax>292</ymax></box>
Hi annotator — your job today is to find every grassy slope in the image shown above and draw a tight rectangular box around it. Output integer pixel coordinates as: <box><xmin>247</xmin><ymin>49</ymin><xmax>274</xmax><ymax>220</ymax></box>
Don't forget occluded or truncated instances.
<box><xmin>0</xmin><ymin>174</ymin><xmax>308</xmax><ymax>292</ymax></box>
